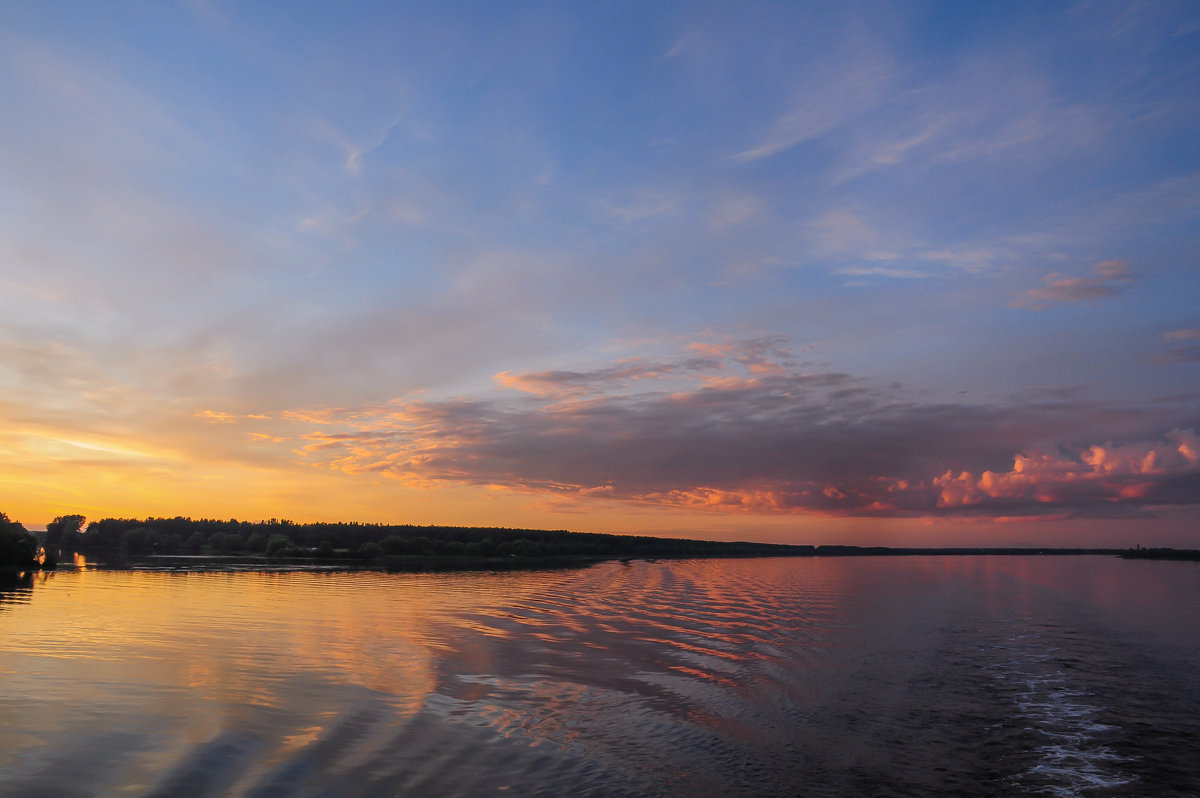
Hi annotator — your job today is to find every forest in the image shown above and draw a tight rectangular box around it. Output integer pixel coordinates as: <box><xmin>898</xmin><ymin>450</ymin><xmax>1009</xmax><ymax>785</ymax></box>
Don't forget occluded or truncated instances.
<box><xmin>3</xmin><ymin>511</ymin><xmax>1165</xmax><ymax>572</ymax></box>
<box><xmin>7</xmin><ymin>512</ymin><xmax>817</xmax><ymax>570</ymax></box>
<box><xmin>0</xmin><ymin>512</ymin><xmax>37</xmax><ymax>569</ymax></box>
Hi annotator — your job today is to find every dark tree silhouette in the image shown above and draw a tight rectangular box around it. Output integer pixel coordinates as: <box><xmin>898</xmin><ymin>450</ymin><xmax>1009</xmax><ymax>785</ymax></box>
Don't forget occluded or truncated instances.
<box><xmin>0</xmin><ymin>512</ymin><xmax>38</xmax><ymax>568</ymax></box>
<box><xmin>45</xmin><ymin>514</ymin><xmax>85</xmax><ymax>552</ymax></box>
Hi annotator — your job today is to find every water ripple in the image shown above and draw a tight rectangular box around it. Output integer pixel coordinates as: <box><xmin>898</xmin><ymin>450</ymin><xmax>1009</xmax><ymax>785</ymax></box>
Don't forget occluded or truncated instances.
<box><xmin>2</xmin><ymin>557</ymin><xmax>1199</xmax><ymax>795</ymax></box>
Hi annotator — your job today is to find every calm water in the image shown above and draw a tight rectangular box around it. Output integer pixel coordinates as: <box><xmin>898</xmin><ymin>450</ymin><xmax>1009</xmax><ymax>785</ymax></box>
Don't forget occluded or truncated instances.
<box><xmin>1</xmin><ymin>556</ymin><xmax>1198</xmax><ymax>797</ymax></box>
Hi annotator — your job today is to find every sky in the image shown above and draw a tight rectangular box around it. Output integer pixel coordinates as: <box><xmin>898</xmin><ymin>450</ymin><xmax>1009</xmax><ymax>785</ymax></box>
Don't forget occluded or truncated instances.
<box><xmin>1</xmin><ymin>1</ymin><xmax>1198</xmax><ymax>546</ymax></box>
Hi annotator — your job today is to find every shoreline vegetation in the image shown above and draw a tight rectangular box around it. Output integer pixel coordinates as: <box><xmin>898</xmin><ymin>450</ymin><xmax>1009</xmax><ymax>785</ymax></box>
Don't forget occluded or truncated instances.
<box><xmin>3</xmin><ymin>512</ymin><xmax>1199</xmax><ymax>573</ymax></box>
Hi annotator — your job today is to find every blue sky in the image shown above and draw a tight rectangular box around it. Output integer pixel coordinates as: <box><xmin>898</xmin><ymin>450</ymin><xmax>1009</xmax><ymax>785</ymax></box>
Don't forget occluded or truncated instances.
<box><xmin>1</xmin><ymin>1</ymin><xmax>1198</xmax><ymax>544</ymax></box>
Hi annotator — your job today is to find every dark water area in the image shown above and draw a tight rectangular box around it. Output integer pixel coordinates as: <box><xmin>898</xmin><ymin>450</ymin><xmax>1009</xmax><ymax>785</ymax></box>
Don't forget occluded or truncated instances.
<box><xmin>1</xmin><ymin>556</ymin><xmax>1198</xmax><ymax>796</ymax></box>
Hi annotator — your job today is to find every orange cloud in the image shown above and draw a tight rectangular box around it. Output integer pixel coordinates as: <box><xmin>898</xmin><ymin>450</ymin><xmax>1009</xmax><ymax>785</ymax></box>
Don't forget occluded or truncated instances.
<box><xmin>494</xmin><ymin>360</ymin><xmax>673</xmax><ymax>397</ymax></box>
<box><xmin>196</xmin><ymin>410</ymin><xmax>238</xmax><ymax>423</ymax></box>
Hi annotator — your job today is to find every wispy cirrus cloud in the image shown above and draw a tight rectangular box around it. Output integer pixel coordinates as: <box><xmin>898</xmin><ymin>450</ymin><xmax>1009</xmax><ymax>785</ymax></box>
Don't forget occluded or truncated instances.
<box><xmin>798</xmin><ymin>208</ymin><xmax>1008</xmax><ymax>280</ymax></box>
<box><xmin>829</xmin><ymin>62</ymin><xmax>1102</xmax><ymax>186</ymax></box>
<box><xmin>733</xmin><ymin>52</ymin><xmax>896</xmax><ymax>163</ymax></box>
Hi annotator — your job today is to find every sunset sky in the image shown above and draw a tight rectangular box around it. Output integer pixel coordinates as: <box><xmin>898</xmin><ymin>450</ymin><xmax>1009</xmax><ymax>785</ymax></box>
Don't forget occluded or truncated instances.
<box><xmin>1</xmin><ymin>2</ymin><xmax>1198</xmax><ymax>546</ymax></box>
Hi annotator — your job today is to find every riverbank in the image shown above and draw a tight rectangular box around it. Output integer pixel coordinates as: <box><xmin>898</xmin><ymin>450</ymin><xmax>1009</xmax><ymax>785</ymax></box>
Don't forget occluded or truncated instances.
<box><xmin>23</xmin><ymin>546</ymin><xmax>1196</xmax><ymax>578</ymax></box>
<box><xmin>1119</xmin><ymin>548</ymin><xmax>1200</xmax><ymax>561</ymax></box>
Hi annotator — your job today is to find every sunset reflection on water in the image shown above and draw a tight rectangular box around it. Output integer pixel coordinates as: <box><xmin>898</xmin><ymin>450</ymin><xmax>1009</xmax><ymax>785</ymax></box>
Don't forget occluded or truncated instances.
<box><xmin>2</xmin><ymin>557</ymin><xmax>1199</xmax><ymax>796</ymax></box>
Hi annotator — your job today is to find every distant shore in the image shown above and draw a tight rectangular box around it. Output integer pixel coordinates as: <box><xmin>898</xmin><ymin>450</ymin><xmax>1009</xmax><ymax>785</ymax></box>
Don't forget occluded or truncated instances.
<box><xmin>21</xmin><ymin>546</ymin><xmax>1200</xmax><ymax>577</ymax></box>
<box><xmin>8</xmin><ymin>513</ymin><xmax>1198</xmax><ymax>574</ymax></box>
<box><xmin>1117</xmin><ymin>547</ymin><xmax>1200</xmax><ymax>561</ymax></box>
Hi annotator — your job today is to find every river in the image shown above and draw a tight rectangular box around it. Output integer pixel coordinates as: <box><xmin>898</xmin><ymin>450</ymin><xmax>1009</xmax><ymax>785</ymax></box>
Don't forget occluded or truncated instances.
<box><xmin>2</xmin><ymin>556</ymin><xmax>1198</xmax><ymax>796</ymax></box>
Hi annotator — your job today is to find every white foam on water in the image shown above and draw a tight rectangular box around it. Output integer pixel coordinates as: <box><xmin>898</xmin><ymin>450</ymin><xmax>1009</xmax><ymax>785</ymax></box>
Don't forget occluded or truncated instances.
<box><xmin>990</xmin><ymin>633</ymin><xmax>1136</xmax><ymax>796</ymax></box>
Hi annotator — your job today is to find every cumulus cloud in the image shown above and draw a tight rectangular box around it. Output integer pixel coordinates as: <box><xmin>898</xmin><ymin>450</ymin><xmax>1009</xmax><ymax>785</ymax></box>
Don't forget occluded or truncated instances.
<box><xmin>242</xmin><ymin>342</ymin><xmax>1200</xmax><ymax>520</ymax></box>
<box><xmin>934</xmin><ymin>429</ymin><xmax>1200</xmax><ymax>514</ymax></box>
<box><xmin>1011</xmin><ymin>260</ymin><xmax>1132</xmax><ymax>309</ymax></box>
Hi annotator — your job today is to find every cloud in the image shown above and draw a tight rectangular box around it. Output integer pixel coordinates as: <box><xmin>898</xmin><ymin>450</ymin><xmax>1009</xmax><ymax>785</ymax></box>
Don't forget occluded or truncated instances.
<box><xmin>806</xmin><ymin>209</ymin><xmax>880</xmax><ymax>258</ymax></box>
<box><xmin>733</xmin><ymin>55</ymin><xmax>895</xmax><ymax>162</ymax></box>
<box><xmin>836</xmin><ymin>266</ymin><xmax>934</xmax><ymax>280</ymax></box>
<box><xmin>708</xmin><ymin>195</ymin><xmax>764</xmax><ymax>228</ymax></box>
<box><xmin>919</xmin><ymin>248</ymin><xmax>1003</xmax><ymax>273</ymax></box>
<box><xmin>725</xmin><ymin>15</ymin><xmax>902</xmax><ymax>165</ymax></box>
<box><xmin>596</xmin><ymin>189</ymin><xmax>681</xmax><ymax>223</ymax></box>
<box><xmin>245</xmin><ymin>342</ymin><xmax>1200</xmax><ymax>520</ymax></box>
<box><xmin>1011</xmin><ymin>260</ymin><xmax>1133</xmax><ymax>309</ymax></box>
<box><xmin>661</xmin><ymin>31</ymin><xmax>699</xmax><ymax>60</ymax></box>
<box><xmin>196</xmin><ymin>410</ymin><xmax>237</xmax><ymax>424</ymax></box>
<box><xmin>494</xmin><ymin>361</ymin><xmax>675</xmax><ymax>397</ymax></box>
<box><xmin>3</xmin><ymin>3</ymin><xmax>1196</xmax><ymax>536</ymax></box>
<box><xmin>685</xmin><ymin>336</ymin><xmax>796</xmax><ymax>375</ymax></box>
<box><xmin>1153</xmin><ymin>345</ymin><xmax>1200</xmax><ymax>366</ymax></box>
<box><xmin>307</xmin><ymin>113</ymin><xmax>407</xmax><ymax>176</ymax></box>
<box><xmin>934</xmin><ymin>429</ymin><xmax>1200</xmax><ymax>514</ymax></box>
<box><xmin>802</xmin><ymin>31</ymin><xmax>1112</xmax><ymax>191</ymax></box>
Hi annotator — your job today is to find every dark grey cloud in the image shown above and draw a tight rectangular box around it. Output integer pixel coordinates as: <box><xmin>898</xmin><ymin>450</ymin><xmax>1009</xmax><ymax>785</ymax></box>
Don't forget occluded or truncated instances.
<box><xmin>289</xmin><ymin>353</ymin><xmax>1200</xmax><ymax>519</ymax></box>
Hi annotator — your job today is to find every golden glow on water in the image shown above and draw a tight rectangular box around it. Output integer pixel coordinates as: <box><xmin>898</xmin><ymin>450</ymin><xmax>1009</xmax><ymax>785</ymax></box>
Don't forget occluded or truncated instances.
<box><xmin>3</xmin><ymin>570</ymin><xmax>442</xmax><ymax>713</ymax></box>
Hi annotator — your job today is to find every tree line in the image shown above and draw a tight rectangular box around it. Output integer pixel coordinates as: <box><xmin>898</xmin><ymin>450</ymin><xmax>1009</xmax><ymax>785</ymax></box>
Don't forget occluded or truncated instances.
<box><xmin>0</xmin><ymin>510</ymin><xmax>1160</xmax><ymax>571</ymax></box>
<box><xmin>0</xmin><ymin>512</ymin><xmax>38</xmax><ymax>569</ymax></box>
<box><xmin>5</xmin><ymin>512</ymin><xmax>817</xmax><ymax>567</ymax></box>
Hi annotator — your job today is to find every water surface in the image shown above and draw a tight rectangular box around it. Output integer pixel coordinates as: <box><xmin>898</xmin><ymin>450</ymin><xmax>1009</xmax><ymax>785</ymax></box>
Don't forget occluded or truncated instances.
<box><xmin>1</xmin><ymin>556</ymin><xmax>1198</xmax><ymax>796</ymax></box>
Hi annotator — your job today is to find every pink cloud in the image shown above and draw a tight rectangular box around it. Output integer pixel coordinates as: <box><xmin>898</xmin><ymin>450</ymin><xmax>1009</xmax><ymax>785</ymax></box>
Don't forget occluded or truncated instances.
<box><xmin>934</xmin><ymin>429</ymin><xmax>1200</xmax><ymax>510</ymax></box>
<box><xmin>1011</xmin><ymin>259</ymin><xmax>1132</xmax><ymax>309</ymax></box>
<box><xmin>685</xmin><ymin>336</ymin><xmax>795</xmax><ymax>374</ymax></box>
